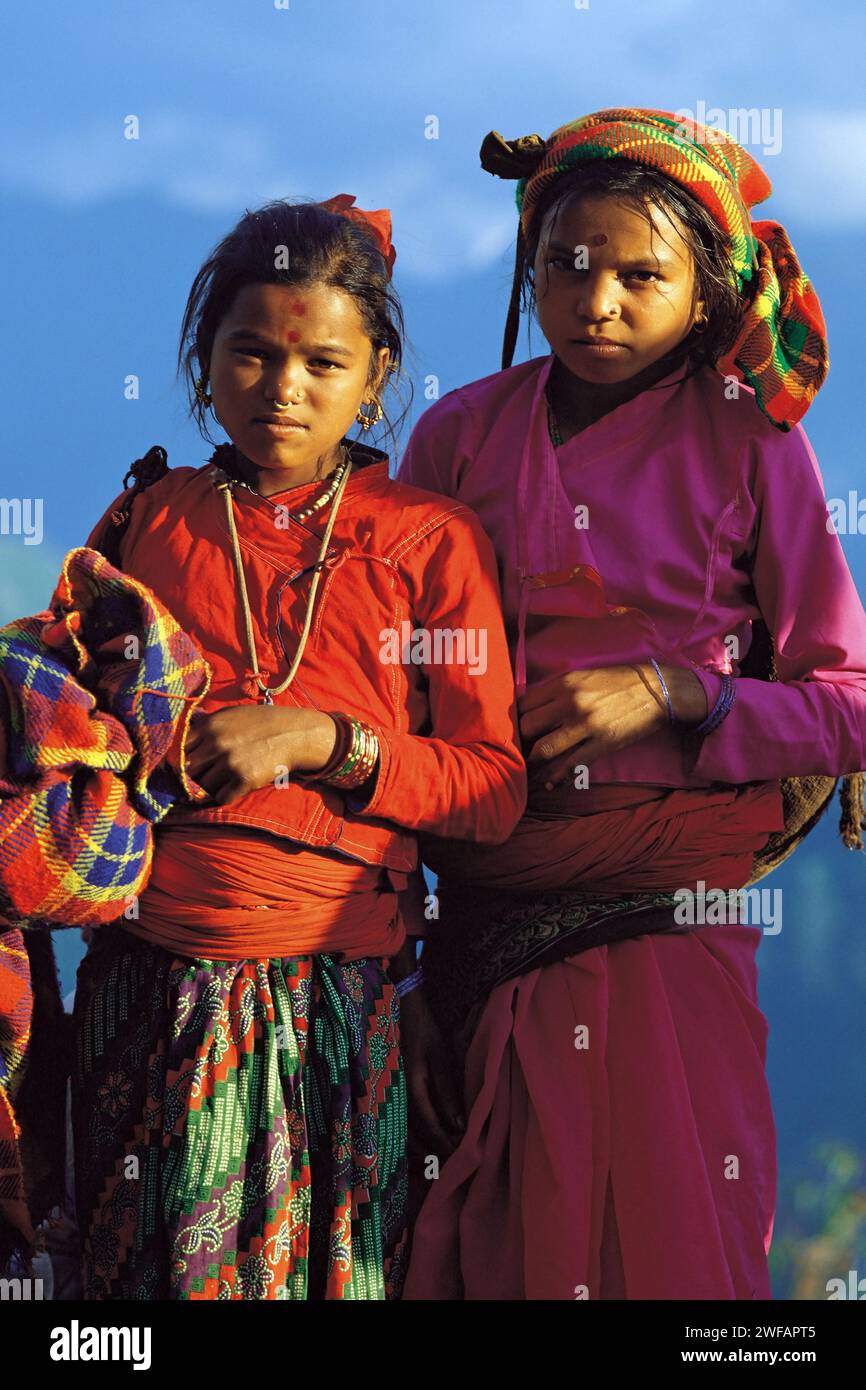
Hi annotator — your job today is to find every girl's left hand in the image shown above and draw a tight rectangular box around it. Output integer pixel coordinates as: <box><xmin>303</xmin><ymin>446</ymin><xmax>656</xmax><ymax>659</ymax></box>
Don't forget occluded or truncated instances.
<box><xmin>518</xmin><ymin>663</ymin><xmax>706</xmax><ymax>790</ymax></box>
<box><xmin>184</xmin><ymin>705</ymin><xmax>338</xmax><ymax>805</ymax></box>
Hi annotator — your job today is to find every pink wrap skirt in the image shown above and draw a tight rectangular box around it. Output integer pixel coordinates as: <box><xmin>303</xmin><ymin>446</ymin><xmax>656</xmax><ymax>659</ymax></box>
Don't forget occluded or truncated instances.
<box><xmin>403</xmin><ymin>781</ymin><xmax>784</xmax><ymax>1300</ymax></box>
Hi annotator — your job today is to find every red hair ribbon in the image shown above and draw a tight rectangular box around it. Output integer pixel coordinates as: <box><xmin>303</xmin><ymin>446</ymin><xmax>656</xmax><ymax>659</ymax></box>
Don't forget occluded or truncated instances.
<box><xmin>319</xmin><ymin>193</ymin><xmax>396</xmax><ymax>278</ymax></box>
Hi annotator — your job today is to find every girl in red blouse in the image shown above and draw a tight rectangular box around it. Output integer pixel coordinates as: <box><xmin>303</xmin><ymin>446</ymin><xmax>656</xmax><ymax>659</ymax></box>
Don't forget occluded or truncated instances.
<box><xmin>70</xmin><ymin>194</ymin><xmax>525</xmax><ymax>1300</ymax></box>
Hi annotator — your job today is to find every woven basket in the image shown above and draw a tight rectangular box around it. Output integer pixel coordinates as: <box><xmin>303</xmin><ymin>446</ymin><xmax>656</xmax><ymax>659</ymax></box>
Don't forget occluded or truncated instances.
<box><xmin>729</xmin><ymin>617</ymin><xmax>840</xmax><ymax>886</ymax></box>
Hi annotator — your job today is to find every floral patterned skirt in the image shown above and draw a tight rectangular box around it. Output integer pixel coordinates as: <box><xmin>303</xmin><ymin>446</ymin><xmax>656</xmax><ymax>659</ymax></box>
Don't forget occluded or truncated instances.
<box><xmin>71</xmin><ymin>925</ymin><xmax>408</xmax><ymax>1300</ymax></box>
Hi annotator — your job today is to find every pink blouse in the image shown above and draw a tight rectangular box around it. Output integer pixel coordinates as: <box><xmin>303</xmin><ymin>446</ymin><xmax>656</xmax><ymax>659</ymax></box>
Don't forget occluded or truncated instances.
<box><xmin>397</xmin><ymin>353</ymin><xmax>866</xmax><ymax>790</ymax></box>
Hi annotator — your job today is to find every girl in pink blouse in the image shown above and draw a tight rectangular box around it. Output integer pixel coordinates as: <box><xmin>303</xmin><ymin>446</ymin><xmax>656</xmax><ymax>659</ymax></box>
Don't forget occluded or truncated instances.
<box><xmin>396</xmin><ymin>109</ymin><xmax>866</xmax><ymax>1300</ymax></box>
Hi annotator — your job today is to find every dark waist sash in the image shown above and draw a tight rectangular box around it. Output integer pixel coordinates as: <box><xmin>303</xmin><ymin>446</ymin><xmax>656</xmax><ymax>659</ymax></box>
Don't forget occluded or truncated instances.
<box><xmin>423</xmin><ymin>887</ymin><xmax>689</xmax><ymax>1034</ymax></box>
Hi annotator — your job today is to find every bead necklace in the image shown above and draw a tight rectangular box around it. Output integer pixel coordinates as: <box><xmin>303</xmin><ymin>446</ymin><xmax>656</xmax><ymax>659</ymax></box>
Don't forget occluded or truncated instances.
<box><xmin>212</xmin><ymin>444</ymin><xmax>353</xmax><ymax>704</ymax></box>
<box><xmin>546</xmin><ymin>391</ymin><xmax>564</xmax><ymax>447</ymax></box>
<box><xmin>226</xmin><ymin>446</ymin><xmax>350</xmax><ymax>521</ymax></box>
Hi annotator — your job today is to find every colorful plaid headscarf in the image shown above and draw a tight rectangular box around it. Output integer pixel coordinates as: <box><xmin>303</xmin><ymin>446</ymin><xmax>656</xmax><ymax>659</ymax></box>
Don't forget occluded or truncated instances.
<box><xmin>480</xmin><ymin>107</ymin><xmax>828</xmax><ymax>430</ymax></box>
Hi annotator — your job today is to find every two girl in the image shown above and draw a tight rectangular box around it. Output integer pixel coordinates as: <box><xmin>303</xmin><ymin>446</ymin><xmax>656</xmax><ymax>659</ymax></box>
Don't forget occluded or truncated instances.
<box><xmin>396</xmin><ymin>109</ymin><xmax>866</xmax><ymax>1299</ymax></box>
<box><xmin>70</xmin><ymin>195</ymin><xmax>525</xmax><ymax>1299</ymax></box>
<box><xmin>10</xmin><ymin>106</ymin><xmax>865</xmax><ymax>1303</ymax></box>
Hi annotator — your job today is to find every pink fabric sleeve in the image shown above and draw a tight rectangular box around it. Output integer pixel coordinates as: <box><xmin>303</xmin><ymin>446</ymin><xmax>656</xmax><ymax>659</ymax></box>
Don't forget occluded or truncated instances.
<box><xmin>395</xmin><ymin>391</ymin><xmax>473</xmax><ymax>494</ymax></box>
<box><xmin>687</xmin><ymin>425</ymin><xmax>866</xmax><ymax>782</ymax></box>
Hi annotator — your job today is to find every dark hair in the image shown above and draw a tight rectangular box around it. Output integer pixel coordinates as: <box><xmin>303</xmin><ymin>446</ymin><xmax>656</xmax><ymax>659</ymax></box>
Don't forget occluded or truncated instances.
<box><xmin>177</xmin><ymin>198</ymin><xmax>410</xmax><ymax>454</ymax></box>
<box><xmin>517</xmin><ymin>158</ymin><xmax>747</xmax><ymax>374</ymax></box>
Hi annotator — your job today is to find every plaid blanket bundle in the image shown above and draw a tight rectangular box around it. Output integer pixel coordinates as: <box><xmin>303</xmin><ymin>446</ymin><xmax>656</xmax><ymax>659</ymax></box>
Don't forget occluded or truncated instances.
<box><xmin>0</xmin><ymin>545</ymin><xmax>212</xmax><ymax>927</ymax></box>
<box><xmin>0</xmin><ymin>545</ymin><xmax>211</xmax><ymax>1260</ymax></box>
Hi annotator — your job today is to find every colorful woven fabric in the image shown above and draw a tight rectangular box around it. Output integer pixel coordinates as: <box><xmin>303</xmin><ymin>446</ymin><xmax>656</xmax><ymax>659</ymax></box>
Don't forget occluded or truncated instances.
<box><xmin>485</xmin><ymin>107</ymin><xmax>828</xmax><ymax>429</ymax></box>
<box><xmin>0</xmin><ymin>928</ymin><xmax>34</xmax><ymax>1261</ymax></box>
<box><xmin>0</xmin><ymin>546</ymin><xmax>211</xmax><ymax>927</ymax></box>
<box><xmin>71</xmin><ymin>927</ymin><xmax>408</xmax><ymax>1299</ymax></box>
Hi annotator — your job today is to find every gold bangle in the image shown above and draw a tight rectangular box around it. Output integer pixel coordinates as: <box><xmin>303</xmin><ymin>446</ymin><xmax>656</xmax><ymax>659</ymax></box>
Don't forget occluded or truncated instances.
<box><xmin>323</xmin><ymin>718</ymin><xmax>380</xmax><ymax>789</ymax></box>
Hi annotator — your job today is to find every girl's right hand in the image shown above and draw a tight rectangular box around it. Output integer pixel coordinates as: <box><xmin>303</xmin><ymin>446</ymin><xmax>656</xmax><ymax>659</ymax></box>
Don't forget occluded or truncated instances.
<box><xmin>184</xmin><ymin>705</ymin><xmax>338</xmax><ymax>804</ymax></box>
<box><xmin>518</xmin><ymin>662</ymin><xmax>707</xmax><ymax>790</ymax></box>
<box><xmin>399</xmin><ymin>986</ymin><xmax>466</xmax><ymax>1164</ymax></box>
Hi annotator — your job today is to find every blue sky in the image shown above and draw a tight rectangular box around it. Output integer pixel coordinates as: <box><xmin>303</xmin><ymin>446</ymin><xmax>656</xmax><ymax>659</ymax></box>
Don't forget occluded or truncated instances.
<box><xmin>3</xmin><ymin>0</ymin><xmax>866</xmax><ymax>1227</ymax></box>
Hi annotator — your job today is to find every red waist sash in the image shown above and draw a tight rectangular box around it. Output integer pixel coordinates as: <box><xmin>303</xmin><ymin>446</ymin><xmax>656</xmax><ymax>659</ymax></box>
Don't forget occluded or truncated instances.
<box><xmin>428</xmin><ymin>780</ymin><xmax>785</xmax><ymax>912</ymax></box>
<box><xmin>120</xmin><ymin>823</ymin><xmax>405</xmax><ymax>961</ymax></box>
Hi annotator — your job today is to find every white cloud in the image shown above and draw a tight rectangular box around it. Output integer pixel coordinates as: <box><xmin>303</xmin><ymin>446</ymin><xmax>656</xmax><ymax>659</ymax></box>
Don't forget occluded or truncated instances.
<box><xmin>3</xmin><ymin>3</ymin><xmax>866</xmax><ymax>279</ymax></box>
<box><xmin>772</xmin><ymin>111</ymin><xmax>866</xmax><ymax>227</ymax></box>
<box><xmin>0</xmin><ymin>105</ymin><xmax>523</xmax><ymax>280</ymax></box>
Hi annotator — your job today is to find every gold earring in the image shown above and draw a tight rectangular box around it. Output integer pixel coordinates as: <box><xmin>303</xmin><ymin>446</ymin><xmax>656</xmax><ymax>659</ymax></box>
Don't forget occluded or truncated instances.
<box><xmin>692</xmin><ymin>314</ymin><xmax>708</xmax><ymax>335</ymax></box>
<box><xmin>195</xmin><ymin>374</ymin><xmax>213</xmax><ymax>408</ymax></box>
<box><xmin>356</xmin><ymin>398</ymin><xmax>384</xmax><ymax>431</ymax></box>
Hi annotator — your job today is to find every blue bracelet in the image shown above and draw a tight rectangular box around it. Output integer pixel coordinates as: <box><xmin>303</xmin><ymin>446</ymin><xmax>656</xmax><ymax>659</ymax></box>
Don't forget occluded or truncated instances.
<box><xmin>692</xmin><ymin>672</ymin><xmax>737</xmax><ymax>736</ymax></box>
<box><xmin>649</xmin><ymin>659</ymin><xmax>677</xmax><ymax>725</ymax></box>
<box><xmin>395</xmin><ymin>965</ymin><xmax>425</xmax><ymax>998</ymax></box>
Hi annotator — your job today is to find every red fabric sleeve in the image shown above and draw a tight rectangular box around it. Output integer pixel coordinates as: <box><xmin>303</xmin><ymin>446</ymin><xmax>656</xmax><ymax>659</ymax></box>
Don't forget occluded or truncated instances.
<box><xmin>349</xmin><ymin>508</ymin><xmax>527</xmax><ymax>843</ymax></box>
